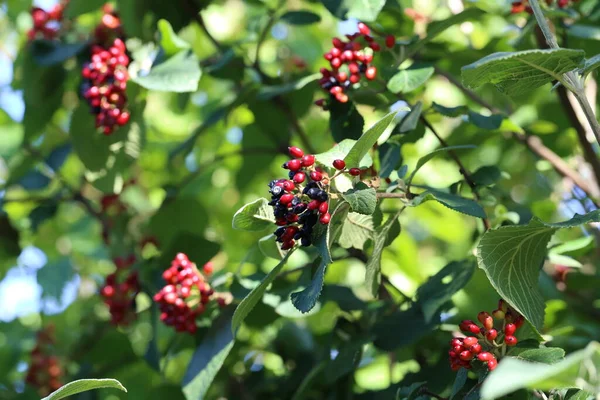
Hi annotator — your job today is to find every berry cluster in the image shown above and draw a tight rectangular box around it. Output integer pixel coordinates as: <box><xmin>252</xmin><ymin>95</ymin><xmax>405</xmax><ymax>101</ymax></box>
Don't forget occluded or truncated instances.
<box><xmin>154</xmin><ymin>253</ymin><xmax>231</xmax><ymax>334</ymax></box>
<box><xmin>25</xmin><ymin>325</ymin><xmax>63</xmax><ymax>397</ymax></box>
<box><xmin>100</xmin><ymin>269</ymin><xmax>140</xmax><ymax>325</ymax></box>
<box><xmin>270</xmin><ymin>147</ymin><xmax>331</xmax><ymax>250</ymax></box>
<box><xmin>80</xmin><ymin>6</ymin><xmax>130</xmax><ymax>135</ymax></box>
<box><xmin>28</xmin><ymin>1</ymin><xmax>69</xmax><ymax>41</ymax></box>
<box><xmin>511</xmin><ymin>0</ymin><xmax>578</xmax><ymax>13</ymax></box>
<box><xmin>316</xmin><ymin>22</ymin><xmax>395</xmax><ymax>108</ymax></box>
<box><xmin>448</xmin><ymin>300</ymin><xmax>524</xmax><ymax>372</ymax></box>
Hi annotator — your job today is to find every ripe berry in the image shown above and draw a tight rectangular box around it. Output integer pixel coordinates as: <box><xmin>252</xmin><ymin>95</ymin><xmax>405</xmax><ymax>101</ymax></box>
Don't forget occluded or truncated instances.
<box><xmin>318</xmin><ymin>202</ymin><xmax>329</xmax><ymax>214</ymax></box>
<box><xmin>463</xmin><ymin>336</ymin><xmax>478</xmax><ymax>347</ymax></box>
<box><xmin>385</xmin><ymin>35</ymin><xmax>395</xmax><ymax>48</ymax></box>
<box><xmin>349</xmin><ymin>168</ymin><xmax>361</xmax><ymax>176</ymax></box>
<box><xmin>289</xmin><ymin>146</ymin><xmax>304</xmax><ymax>158</ymax></box>
<box><xmin>485</xmin><ymin>329</ymin><xmax>498</xmax><ymax>341</ymax></box>
<box><xmin>470</xmin><ymin>343</ymin><xmax>482</xmax><ymax>354</ymax></box>
<box><xmin>333</xmin><ymin>159</ymin><xmax>346</xmax><ymax>170</ymax></box>
<box><xmin>365</xmin><ymin>66</ymin><xmax>377</xmax><ymax>80</ymax></box>
<box><xmin>287</xmin><ymin>159</ymin><xmax>302</xmax><ymax>171</ymax></box>
<box><xmin>478</xmin><ymin>312</ymin><xmax>494</xmax><ymax>330</ymax></box>
<box><xmin>319</xmin><ymin>212</ymin><xmax>331</xmax><ymax>224</ymax></box>
<box><xmin>478</xmin><ymin>352</ymin><xmax>493</xmax><ymax>362</ymax></box>
<box><xmin>301</xmin><ymin>154</ymin><xmax>315</xmax><ymax>167</ymax></box>
<box><xmin>487</xmin><ymin>359</ymin><xmax>498</xmax><ymax>370</ymax></box>
<box><xmin>504</xmin><ymin>335</ymin><xmax>518</xmax><ymax>346</ymax></box>
<box><xmin>293</xmin><ymin>172</ymin><xmax>306</xmax><ymax>183</ymax></box>
<box><xmin>332</xmin><ymin>37</ymin><xmax>343</xmax><ymax>48</ymax></box>
<box><xmin>279</xmin><ymin>194</ymin><xmax>295</xmax><ymax>205</ymax></box>
<box><xmin>459</xmin><ymin>350</ymin><xmax>473</xmax><ymax>361</ymax></box>
<box><xmin>357</xmin><ymin>22</ymin><xmax>370</xmax><ymax>35</ymax></box>
<box><xmin>203</xmin><ymin>262</ymin><xmax>214</xmax><ymax>275</ymax></box>
<box><xmin>468</xmin><ymin>324</ymin><xmax>481</xmax><ymax>335</ymax></box>
<box><xmin>504</xmin><ymin>323</ymin><xmax>516</xmax><ymax>336</ymax></box>
<box><xmin>369</xmin><ymin>42</ymin><xmax>381</xmax><ymax>51</ymax></box>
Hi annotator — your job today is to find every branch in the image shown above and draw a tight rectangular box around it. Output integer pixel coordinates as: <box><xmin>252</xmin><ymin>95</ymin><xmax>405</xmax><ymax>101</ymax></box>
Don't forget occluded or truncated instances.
<box><xmin>253</xmin><ymin>3</ymin><xmax>282</xmax><ymax>74</ymax></box>
<box><xmin>183</xmin><ymin>0</ymin><xmax>223</xmax><ymax>52</ymax></box>
<box><xmin>274</xmin><ymin>99</ymin><xmax>316</xmax><ymax>154</ymax></box>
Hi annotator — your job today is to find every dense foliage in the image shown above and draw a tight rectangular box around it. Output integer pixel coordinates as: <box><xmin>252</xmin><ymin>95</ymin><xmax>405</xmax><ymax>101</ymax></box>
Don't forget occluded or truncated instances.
<box><xmin>1</xmin><ymin>0</ymin><xmax>600</xmax><ymax>399</ymax></box>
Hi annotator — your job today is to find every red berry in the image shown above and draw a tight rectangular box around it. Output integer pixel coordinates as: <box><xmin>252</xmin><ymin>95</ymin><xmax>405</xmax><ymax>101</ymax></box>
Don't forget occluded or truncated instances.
<box><xmin>307</xmin><ymin>200</ymin><xmax>320</xmax><ymax>210</ymax></box>
<box><xmin>478</xmin><ymin>312</ymin><xmax>494</xmax><ymax>330</ymax></box>
<box><xmin>333</xmin><ymin>159</ymin><xmax>346</xmax><ymax>170</ymax></box>
<box><xmin>365</xmin><ymin>66</ymin><xmax>377</xmax><ymax>80</ymax></box>
<box><xmin>281</xmin><ymin>240</ymin><xmax>295</xmax><ymax>250</ymax></box>
<box><xmin>336</xmin><ymin>93</ymin><xmax>348</xmax><ymax>103</ymax></box>
<box><xmin>478</xmin><ymin>352</ymin><xmax>493</xmax><ymax>362</ymax></box>
<box><xmin>459</xmin><ymin>350</ymin><xmax>473</xmax><ymax>361</ymax></box>
<box><xmin>463</xmin><ymin>336</ymin><xmax>478</xmax><ymax>347</ymax></box>
<box><xmin>332</xmin><ymin>37</ymin><xmax>343</xmax><ymax>48</ymax></box>
<box><xmin>470</xmin><ymin>343</ymin><xmax>482</xmax><ymax>354</ymax></box>
<box><xmin>289</xmin><ymin>146</ymin><xmax>304</xmax><ymax>158</ymax></box>
<box><xmin>504</xmin><ymin>323</ymin><xmax>516</xmax><ymax>336</ymax></box>
<box><xmin>282</xmin><ymin>180</ymin><xmax>295</xmax><ymax>192</ymax></box>
<box><xmin>369</xmin><ymin>42</ymin><xmax>381</xmax><ymax>51</ymax></box>
<box><xmin>279</xmin><ymin>194</ymin><xmax>295</xmax><ymax>205</ymax></box>
<box><xmin>487</xmin><ymin>359</ymin><xmax>498</xmax><ymax>370</ymax></box>
<box><xmin>350</xmin><ymin>74</ymin><xmax>360</xmax><ymax>84</ymax></box>
<box><xmin>203</xmin><ymin>262</ymin><xmax>214</xmax><ymax>275</ymax></box>
<box><xmin>331</xmin><ymin>58</ymin><xmax>342</xmax><ymax>69</ymax></box>
<box><xmin>348</xmin><ymin>62</ymin><xmax>360</xmax><ymax>74</ymax></box>
<box><xmin>310</xmin><ymin>171</ymin><xmax>323</xmax><ymax>181</ymax></box>
<box><xmin>385</xmin><ymin>35</ymin><xmax>395</xmax><ymax>48</ymax></box>
<box><xmin>337</xmin><ymin>71</ymin><xmax>348</xmax><ymax>82</ymax></box>
<box><xmin>287</xmin><ymin>159</ymin><xmax>302</xmax><ymax>171</ymax></box>
<box><xmin>318</xmin><ymin>202</ymin><xmax>329</xmax><ymax>214</ymax></box>
<box><xmin>357</xmin><ymin>22</ymin><xmax>370</xmax><ymax>35</ymax></box>
<box><xmin>293</xmin><ymin>172</ymin><xmax>306</xmax><ymax>184</ymax></box>
<box><xmin>315</xmin><ymin>99</ymin><xmax>326</xmax><ymax>107</ymax></box>
<box><xmin>348</xmin><ymin>168</ymin><xmax>361</xmax><ymax>176</ymax></box>
<box><xmin>486</xmin><ymin>329</ymin><xmax>498</xmax><ymax>341</ymax></box>
<box><xmin>301</xmin><ymin>154</ymin><xmax>315</xmax><ymax>167</ymax></box>
<box><xmin>319</xmin><ymin>212</ymin><xmax>331</xmax><ymax>224</ymax></box>
<box><xmin>504</xmin><ymin>335</ymin><xmax>518</xmax><ymax>346</ymax></box>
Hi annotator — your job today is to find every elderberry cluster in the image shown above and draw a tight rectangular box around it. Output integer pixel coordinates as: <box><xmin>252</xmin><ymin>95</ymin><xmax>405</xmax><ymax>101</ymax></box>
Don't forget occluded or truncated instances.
<box><xmin>80</xmin><ymin>6</ymin><xmax>130</xmax><ymax>135</ymax></box>
<box><xmin>511</xmin><ymin>0</ymin><xmax>578</xmax><ymax>13</ymax></box>
<box><xmin>154</xmin><ymin>253</ymin><xmax>231</xmax><ymax>335</ymax></box>
<box><xmin>100</xmin><ymin>269</ymin><xmax>140</xmax><ymax>326</ymax></box>
<box><xmin>28</xmin><ymin>1</ymin><xmax>69</xmax><ymax>41</ymax></box>
<box><xmin>449</xmin><ymin>299</ymin><xmax>524</xmax><ymax>372</ymax></box>
<box><xmin>315</xmin><ymin>22</ymin><xmax>395</xmax><ymax>108</ymax></box>
<box><xmin>270</xmin><ymin>147</ymin><xmax>331</xmax><ymax>250</ymax></box>
<box><xmin>25</xmin><ymin>325</ymin><xmax>63</xmax><ymax>397</ymax></box>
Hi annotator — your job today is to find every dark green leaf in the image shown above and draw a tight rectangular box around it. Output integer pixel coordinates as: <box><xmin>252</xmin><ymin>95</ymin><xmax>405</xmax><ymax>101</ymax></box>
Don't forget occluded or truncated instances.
<box><xmin>396</xmin><ymin>102</ymin><xmax>422</xmax><ymax>133</ymax></box>
<box><xmin>513</xmin><ymin>348</ymin><xmax>565</xmax><ymax>364</ymax></box>
<box><xmin>365</xmin><ymin>211</ymin><xmax>401</xmax><ymax>296</ymax></box>
<box><xmin>65</xmin><ymin>0</ymin><xmax>106</xmax><ymax>17</ymax></box>
<box><xmin>182</xmin><ymin>312</ymin><xmax>234</xmax><ymax>400</ymax></box>
<box><xmin>30</xmin><ymin>40</ymin><xmax>87</xmax><ymax>66</ymax></box>
<box><xmin>406</xmin><ymin>145</ymin><xmax>476</xmax><ymax>187</ymax></box>
<box><xmin>396</xmin><ymin>382</ymin><xmax>427</xmax><ymax>400</ymax></box>
<box><xmin>232</xmin><ymin>250</ymin><xmax>294</xmax><ymax>334</ymax></box>
<box><xmin>411</xmin><ymin>189</ymin><xmax>487</xmax><ymax>219</ymax></box>
<box><xmin>342</xmin><ymin>182</ymin><xmax>377</xmax><ymax>215</ymax></box>
<box><xmin>280</xmin><ymin>10</ymin><xmax>321</xmax><ymax>25</ymax></box>
<box><xmin>471</xmin><ymin>166</ymin><xmax>502</xmax><ymax>186</ymax></box>
<box><xmin>329</xmin><ymin>100</ymin><xmax>365</xmax><ymax>142</ymax></box>
<box><xmin>433</xmin><ymin>102</ymin><xmax>469</xmax><ymax>117</ymax></box>
<box><xmin>450</xmin><ymin>368</ymin><xmax>469</xmax><ymax>400</ymax></box>
<box><xmin>462</xmin><ymin>49</ymin><xmax>585</xmax><ymax>96</ymax></box>
<box><xmin>416</xmin><ymin>260</ymin><xmax>476</xmax><ymax>322</ymax></box>
<box><xmin>37</xmin><ymin>258</ymin><xmax>73</xmax><ymax>300</ymax></box>
<box><xmin>132</xmin><ymin>50</ymin><xmax>201</xmax><ymax>92</ymax></box>
<box><xmin>344</xmin><ymin>112</ymin><xmax>397</xmax><ymax>168</ymax></box>
<box><xmin>387</xmin><ymin>67</ymin><xmax>434</xmax><ymax>93</ymax></box>
<box><xmin>42</xmin><ymin>379</ymin><xmax>126</xmax><ymax>400</ymax></box>
<box><xmin>321</xmin><ymin>0</ymin><xmax>386</xmax><ymax>22</ymax></box>
<box><xmin>232</xmin><ymin>198</ymin><xmax>275</xmax><ymax>231</ymax></box>
<box><xmin>258</xmin><ymin>74</ymin><xmax>319</xmax><ymax>100</ymax></box>
<box><xmin>379</xmin><ymin>143</ymin><xmax>401</xmax><ymax>178</ymax></box>
<box><xmin>290</xmin><ymin>257</ymin><xmax>328</xmax><ymax>313</ymax></box>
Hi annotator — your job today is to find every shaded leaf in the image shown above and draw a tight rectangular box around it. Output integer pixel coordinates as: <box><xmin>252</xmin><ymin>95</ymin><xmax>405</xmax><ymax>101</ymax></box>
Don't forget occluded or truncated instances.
<box><xmin>258</xmin><ymin>74</ymin><xmax>319</xmax><ymax>100</ymax></box>
<box><xmin>30</xmin><ymin>40</ymin><xmax>87</xmax><ymax>66</ymax></box>
<box><xmin>344</xmin><ymin>112</ymin><xmax>397</xmax><ymax>168</ymax></box>
<box><xmin>450</xmin><ymin>368</ymin><xmax>469</xmax><ymax>400</ymax></box>
<box><xmin>406</xmin><ymin>145</ymin><xmax>475</xmax><ymax>187</ymax></box>
<box><xmin>232</xmin><ymin>198</ymin><xmax>274</xmax><ymax>231</ymax></box>
<box><xmin>329</xmin><ymin>100</ymin><xmax>365</xmax><ymax>142</ymax></box>
<box><xmin>290</xmin><ymin>257</ymin><xmax>327</xmax><ymax>313</ymax></box>
<box><xmin>342</xmin><ymin>182</ymin><xmax>377</xmax><ymax>215</ymax></box>
<box><xmin>321</xmin><ymin>0</ymin><xmax>386</xmax><ymax>22</ymax></box>
<box><xmin>42</xmin><ymin>379</ymin><xmax>126</xmax><ymax>400</ymax></box>
<box><xmin>338</xmin><ymin>212</ymin><xmax>374</xmax><ymax>250</ymax></box>
<box><xmin>387</xmin><ymin>67</ymin><xmax>434</xmax><ymax>93</ymax></box>
<box><xmin>365</xmin><ymin>212</ymin><xmax>401</xmax><ymax>297</ymax></box>
<box><xmin>513</xmin><ymin>348</ymin><xmax>565</xmax><ymax>364</ymax></box>
<box><xmin>280</xmin><ymin>10</ymin><xmax>321</xmax><ymax>25</ymax></box>
<box><xmin>411</xmin><ymin>189</ymin><xmax>487</xmax><ymax>219</ymax></box>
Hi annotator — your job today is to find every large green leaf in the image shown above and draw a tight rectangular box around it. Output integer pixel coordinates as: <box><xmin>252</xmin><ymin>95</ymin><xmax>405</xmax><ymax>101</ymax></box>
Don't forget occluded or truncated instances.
<box><xmin>132</xmin><ymin>50</ymin><xmax>201</xmax><ymax>92</ymax></box>
<box><xmin>344</xmin><ymin>112</ymin><xmax>397</xmax><ymax>168</ymax></box>
<box><xmin>231</xmin><ymin>250</ymin><xmax>294</xmax><ymax>334</ymax></box>
<box><xmin>462</xmin><ymin>49</ymin><xmax>585</xmax><ymax>96</ymax></box>
<box><xmin>290</xmin><ymin>257</ymin><xmax>328</xmax><ymax>313</ymax></box>
<box><xmin>411</xmin><ymin>189</ymin><xmax>487</xmax><ymax>219</ymax></box>
<box><xmin>321</xmin><ymin>0</ymin><xmax>386</xmax><ymax>22</ymax></box>
<box><xmin>512</xmin><ymin>348</ymin><xmax>565</xmax><ymax>364</ymax></box>
<box><xmin>477</xmin><ymin>210</ymin><xmax>600</xmax><ymax>334</ymax></box>
<box><xmin>315</xmin><ymin>139</ymin><xmax>372</xmax><ymax>168</ymax></box>
<box><xmin>387</xmin><ymin>66</ymin><xmax>434</xmax><ymax>93</ymax></box>
<box><xmin>232</xmin><ymin>198</ymin><xmax>275</xmax><ymax>231</ymax></box>
<box><xmin>416</xmin><ymin>260</ymin><xmax>476</xmax><ymax>322</ymax></box>
<box><xmin>42</xmin><ymin>379</ymin><xmax>126</xmax><ymax>400</ymax></box>
<box><xmin>329</xmin><ymin>100</ymin><xmax>365</xmax><ymax>142</ymax></box>
<box><xmin>365</xmin><ymin>211</ymin><xmax>401</xmax><ymax>297</ymax></box>
<box><xmin>30</xmin><ymin>40</ymin><xmax>87</xmax><ymax>66</ymax></box>
<box><xmin>480</xmin><ymin>342</ymin><xmax>600</xmax><ymax>399</ymax></box>
<box><xmin>342</xmin><ymin>182</ymin><xmax>377</xmax><ymax>215</ymax></box>
<box><xmin>182</xmin><ymin>312</ymin><xmax>235</xmax><ymax>400</ymax></box>
<box><xmin>338</xmin><ymin>212</ymin><xmax>374</xmax><ymax>250</ymax></box>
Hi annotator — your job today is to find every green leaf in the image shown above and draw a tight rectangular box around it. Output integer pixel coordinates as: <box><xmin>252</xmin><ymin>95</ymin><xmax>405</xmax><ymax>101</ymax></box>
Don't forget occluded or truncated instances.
<box><xmin>396</xmin><ymin>102</ymin><xmax>422</xmax><ymax>133</ymax></box>
<box><xmin>365</xmin><ymin>211</ymin><xmax>401</xmax><ymax>297</ymax></box>
<box><xmin>231</xmin><ymin>250</ymin><xmax>294</xmax><ymax>334</ymax></box>
<box><xmin>396</xmin><ymin>382</ymin><xmax>427</xmax><ymax>400</ymax></box>
<box><xmin>182</xmin><ymin>312</ymin><xmax>234</xmax><ymax>400</ymax></box>
<box><xmin>581</xmin><ymin>54</ymin><xmax>600</xmax><ymax>76</ymax></box>
<box><xmin>150</xmin><ymin>197</ymin><xmax>209</xmax><ymax>250</ymax></box>
<box><xmin>315</xmin><ymin>139</ymin><xmax>373</xmax><ymax>169</ymax></box>
<box><xmin>329</xmin><ymin>100</ymin><xmax>365</xmax><ymax>142</ymax></box>
<box><xmin>387</xmin><ymin>66</ymin><xmax>434</xmax><ymax>93</ymax></box>
<box><xmin>378</xmin><ymin>143</ymin><xmax>401</xmax><ymax>178</ymax></box>
<box><xmin>480</xmin><ymin>342</ymin><xmax>600</xmax><ymax>399</ymax></box>
<box><xmin>344</xmin><ymin>112</ymin><xmax>397</xmax><ymax>168</ymax></box>
<box><xmin>321</xmin><ymin>0</ymin><xmax>386</xmax><ymax>22</ymax></box>
<box><xmin>409</xmin><ymin>8</ymin><xmax>485</xmax><ymax>54</ymax></box>
<box><xmin>280</xmin><ymin>10</ymin><xmax>321</xmax><ymax>25</ymax></box>
<box><xmin>406</xmin><ymin>145</ymin><xmax>476</xmax><ymax>186</ymax></box>
<box><xmin>258</xmin><ymin>73</ymin><xmax>319</xmax><ymax>100</ymax></box>
<box><xmin>42</xmin><ymin>379</ymin><xmax>126</xmax><ymax>400</ymax></box>
<box><xmin>433</xmin><ymin>102</ymin><xmax>469</xmax><ymax>117</ymax></box>
<box><xmin>342</xmin><ymin>182</ymin><xmax>377</xmax><ymax>215</ymax></box>
<box><xmin>477</xmin><ymin>210</ymin><xmax>600</xmax><ymax>334</ymax></box>
<box><xmin>450</xmin><ymin>368</ymin><xmax>469</xmax><ymax>400</ymax></box>
<box><xmin>567</xmin><ymin>24</ymin><xmax>600</xmax><ymax>40</ymax></box>
<box><xmin>513</xmin><ymin>348</ymin><xmax>565</xmax><ymax>364</ymax></box>
<box><xmin>65</xmin><ymin>0</ymin><xmax>106</xmax><ymax>17</ymax></box>
<box><xmin>232</xmin><ymin>198</ymin><xmax>275</xmax><ymax>231</ymax></box>
<box><xmin>411</xmin><ymin>189</ymin><xmax>487</xmax><ymax>219</ymax></box>
<box><xmin>158</xmin><ymin>19</ymin><xmax>191</xmax><ymax>57</ymax></box>
<box><xmin>468</xmin><ymin>111</ymin><xmax>503</xmax><ymax>130</ymax></box>
<box><xmin>462</xmin><ymin>49</ymin><xmax>585</xmax><ymax>96</ymax></box>
<box><xmin>338</xmin><ymin>212</ymin><xmax>374</xmax><ymax>250</ymax></box>
<box><xmin>416</xmin><ymin>260</ymin><xmax>476</xmax><ymax>323</ymax></box>
<box><xmin>132</xmin><ymin>50</ymin><xmax>201</xmax><ymax>92</ymax></box>
<box><xmin>37</xmin><ymin>258</ymin><xmax>73</xmax><ymax>300</ymax></box>
<box><xmin>290</xmin><ymin>257</ymin><xmax>328</xmax><ymax>313</ymax></box>
<box><xmin>258</xmin><ymin>234</ymin><xmax>284</xmax><ymax>260</ymax></box>
<box><xmin>30</xmin><ymin>40</ymin><xmax>87</xmax><ymax>66</ymax></box>
<box><xmin>471</xmin><ymin>166</ymin><xmax>502</xmax><ymax>186</ymax></box>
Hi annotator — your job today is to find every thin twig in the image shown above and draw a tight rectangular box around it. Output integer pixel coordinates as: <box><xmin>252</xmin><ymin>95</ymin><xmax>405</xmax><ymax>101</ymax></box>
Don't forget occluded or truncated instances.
<box><xmin>376</xmin><ymin>192</ymin><xmax>406</xmax><ymax>199</ymax></box>
<box><xmin>183</xmin><ymin>0</ymin><xmax>223</xmax><ymax>52</ymax></box>
<box><xmin>253</xmin><ymin>3</ymin><xmax>283</xmax><ymax>74</ymax></box>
